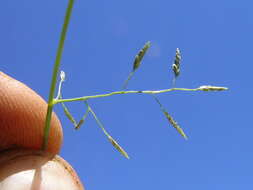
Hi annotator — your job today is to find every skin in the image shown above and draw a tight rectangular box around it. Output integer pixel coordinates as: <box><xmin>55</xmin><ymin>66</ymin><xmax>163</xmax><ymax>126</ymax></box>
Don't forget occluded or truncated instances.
<box><xmin>0</xmin><ymin>149</ymin><xmax>84</xmax><ymax>190</ymax></box>
<box><xmin>0</xmin><ymin>73</ymin><xmax>84</xmax><ymax>189</ymax></box>
<box><xmin>0</xmin><ymin>72</ymin><xmax>63</xmax><ymax>154</ymax></box>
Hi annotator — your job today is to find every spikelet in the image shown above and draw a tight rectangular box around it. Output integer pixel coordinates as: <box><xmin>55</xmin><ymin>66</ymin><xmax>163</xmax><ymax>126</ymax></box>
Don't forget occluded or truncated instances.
<box><xmin>198</xmin><ymin>85</ymin><xmax>228</xmax><ymax>91</ymax></box>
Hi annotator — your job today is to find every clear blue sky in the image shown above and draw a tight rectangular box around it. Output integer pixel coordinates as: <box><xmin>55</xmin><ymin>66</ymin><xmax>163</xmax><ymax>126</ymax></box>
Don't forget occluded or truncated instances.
<box><xmin>1</xmin><ymin>1</ymin><xmax>252</xmax><ymax>189</ymax></box>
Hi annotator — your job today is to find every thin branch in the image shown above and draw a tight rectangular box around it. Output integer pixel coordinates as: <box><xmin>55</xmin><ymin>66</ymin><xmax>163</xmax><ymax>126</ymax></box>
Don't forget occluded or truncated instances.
<box><xmin>53</xmin><ymin>86</ymin><xmax>228</xmax><ymax>104</ymax></box>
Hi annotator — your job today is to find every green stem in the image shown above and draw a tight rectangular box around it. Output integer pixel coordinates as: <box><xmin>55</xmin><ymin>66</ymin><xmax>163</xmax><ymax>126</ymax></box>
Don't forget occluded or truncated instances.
<box><xmin>54</xmin><ymin>86</ymin><xmax>228</xmax><ymax>104</ymax></box>
<box><xmin>53</xmin><ymin>87</ymin><xmax>202</xmax><ymax>104</ymax></box>
<box><xmin>85</xmin><ymin>102</ymin><xmax>109</xmax><ymax>137</ymax></box>
<box><xmin>122</xmin><ymin>71</ymin><xmax>135</xmax><ymax>90</ymax></box>
<box><xmin>42</xmin><ymin>0</ymin><xmax>75</xmax><ymax>151</ymax></box>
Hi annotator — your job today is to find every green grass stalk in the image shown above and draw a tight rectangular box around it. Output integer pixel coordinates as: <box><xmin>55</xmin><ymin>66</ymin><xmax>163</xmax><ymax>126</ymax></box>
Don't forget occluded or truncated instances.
<box><xmin>42</xmin><ymin>0</ymin><xmax>75</xmax><ymax>151</ymax></box>
<box><xmin>54</xmin><ymin>86</ymin><xmax>228</xmax><ymax>104</ymax></box>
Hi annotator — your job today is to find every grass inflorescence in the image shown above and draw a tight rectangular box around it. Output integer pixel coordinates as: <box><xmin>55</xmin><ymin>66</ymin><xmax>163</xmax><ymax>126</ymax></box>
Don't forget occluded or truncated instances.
<box><xmin>43</xmin><ymin>1</ymin><xmax>228</xmax><ymax>158</ymax></box>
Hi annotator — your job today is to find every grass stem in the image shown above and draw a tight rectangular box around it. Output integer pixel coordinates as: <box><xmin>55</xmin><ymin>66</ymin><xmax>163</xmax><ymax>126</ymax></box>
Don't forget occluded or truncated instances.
<box><xmin>42</xmin><ymin>0</ymin><xmax>75</xmax><ymax>151</ymax></box>
<box><xmin>54</xmin><ymin>86</ymin><xmax>227</xmax><ymax>104</ymax></box>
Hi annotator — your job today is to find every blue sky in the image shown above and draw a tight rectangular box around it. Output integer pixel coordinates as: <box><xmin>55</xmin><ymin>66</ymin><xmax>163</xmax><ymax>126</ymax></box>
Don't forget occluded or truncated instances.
<box><xmin>1</xmin><ymin>0</ymin><xmax>252</xmax><ymax>189</ymax></box>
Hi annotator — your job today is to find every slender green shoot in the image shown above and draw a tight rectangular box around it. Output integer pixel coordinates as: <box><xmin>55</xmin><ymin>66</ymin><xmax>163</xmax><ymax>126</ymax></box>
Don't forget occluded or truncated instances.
<box><xmin>53</xmin><ymin>86</ymin><xmax>228</xmax><ymax>104</ymax></box>
<box><xmin>122</xmin><ymin>71</ymin><xmax>135</xmax><ymax>90</ymax></box>
<box><xmin>42</xmin><ymin>0</ymin><xmax>75</xmax><ymax>151</ymax></box>
<box><xmin>85</xmin><ymin>101</ymin><xmax>130</xmax><ymax>159</ymax></box>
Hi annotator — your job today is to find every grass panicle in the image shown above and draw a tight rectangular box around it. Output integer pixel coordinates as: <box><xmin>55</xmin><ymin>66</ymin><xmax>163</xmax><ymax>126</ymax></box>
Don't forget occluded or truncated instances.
<box><xmin>44</xmin><ymin>0</ymin><xmax>228</xmax><ymax>158</ymax></box>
